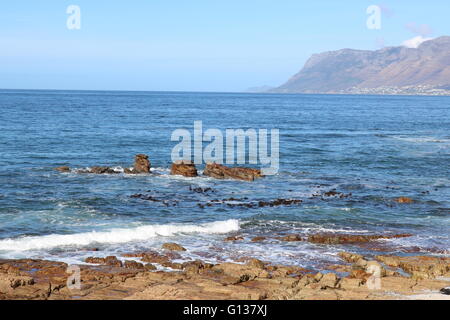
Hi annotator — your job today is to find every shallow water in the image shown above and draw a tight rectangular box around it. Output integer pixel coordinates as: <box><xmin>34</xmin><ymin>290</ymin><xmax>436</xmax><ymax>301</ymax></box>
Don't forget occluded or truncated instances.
<box><xmin>0</xmin><ymin>90</ymin><xmax>449</xmax><ymax>269</ymax></box>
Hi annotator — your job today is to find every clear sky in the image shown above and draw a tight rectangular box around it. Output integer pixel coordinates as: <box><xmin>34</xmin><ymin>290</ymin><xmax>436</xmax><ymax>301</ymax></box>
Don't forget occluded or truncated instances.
<box><xmin>1</xmin><ymin>1</ymin><xmax>449</xmax><ymax>92</ymax></box>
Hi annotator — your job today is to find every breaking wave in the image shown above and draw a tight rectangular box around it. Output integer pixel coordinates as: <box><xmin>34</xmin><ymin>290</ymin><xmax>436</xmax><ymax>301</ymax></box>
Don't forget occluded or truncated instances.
<box><xmin>0</xmin><ymin>219</ymin><xmax>240</xmax><ymax>252</ymax></box>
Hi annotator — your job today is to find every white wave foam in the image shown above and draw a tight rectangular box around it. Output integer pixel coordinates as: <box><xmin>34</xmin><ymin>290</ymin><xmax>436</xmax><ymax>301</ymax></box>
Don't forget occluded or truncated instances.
<box><xmin>0</xmin><ymin>219</ymin><xmax>239</xmax><ymax>252</ymax></box>
<box><xmin>390</xmin><ymin>136</ymin><xmax>450</xmax><ymax>144</ymax></box>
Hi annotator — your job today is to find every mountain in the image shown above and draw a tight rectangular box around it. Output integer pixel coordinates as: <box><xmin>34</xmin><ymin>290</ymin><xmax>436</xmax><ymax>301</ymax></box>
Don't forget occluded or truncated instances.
<box><xmin>272</xmin><ymin>36</ymin><xmax>450</xmax><ymax>94</ymax></box>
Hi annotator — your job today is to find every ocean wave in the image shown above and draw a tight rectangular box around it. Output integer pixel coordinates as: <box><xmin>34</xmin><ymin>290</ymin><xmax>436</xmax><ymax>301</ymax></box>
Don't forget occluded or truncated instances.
<box><xmin>389</xmin><ymin>136</ymin><xmax>450</xmax><ymax>144</ymax></box>
<box><xmin>0</xmin><ymin>219</ymin><xmax>239</xmax><ymax>252</ymax></box>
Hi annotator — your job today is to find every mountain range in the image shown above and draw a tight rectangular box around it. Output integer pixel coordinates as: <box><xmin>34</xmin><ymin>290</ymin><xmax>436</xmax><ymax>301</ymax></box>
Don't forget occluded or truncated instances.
<box><xmin>270</xmin><ymin>36</ymin><xmax>450</xmax><ymax>94</ymax></box>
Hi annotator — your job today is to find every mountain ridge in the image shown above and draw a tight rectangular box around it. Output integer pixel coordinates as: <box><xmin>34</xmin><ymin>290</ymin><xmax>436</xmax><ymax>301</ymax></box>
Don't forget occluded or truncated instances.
<box><xmin>271</xmin><ymin>36</ymin><xmax>450</xmax><ymax>95</ymax></box>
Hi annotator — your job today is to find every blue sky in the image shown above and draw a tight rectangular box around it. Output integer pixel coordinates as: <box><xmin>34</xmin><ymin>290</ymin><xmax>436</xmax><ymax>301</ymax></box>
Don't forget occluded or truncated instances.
<box><xmin>0</xmin><ymin>1</ymin><xmax>448</xmax><ymax>91</ymax></box>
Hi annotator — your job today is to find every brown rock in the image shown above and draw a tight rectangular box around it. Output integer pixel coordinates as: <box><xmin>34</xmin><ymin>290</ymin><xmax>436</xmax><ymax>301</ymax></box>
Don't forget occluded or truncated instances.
<box><xmin>278</xmin><ymin>234</ymin><xmax>302</xmax><ymax>242</ymax></box>
<box><xmin>350</xmin><ymin>269</ymin><xmax>371</xmax><ymax>281</ymax></box>
<box><xmin>338</xmin><ymin>278</ymin><xmax>363</xmax><ymax>290</ymax></box>
<box><xmin>55</xmin><ymin>166</ymin><xmax>70</xmax><ymax>172</ymax></box>
<box><xmin>212</xmin><ymin>262</ymin><xmax>270</xmax><ymax>283</ymax></box>
<box><xmin>89</xmin><ymin>166</ymin><xmax>117</xmax><ymax>174</ymax></box>
<box><xmin>124</xmin><ymin>260</ymin><xmax>145</xmax><ymax>270</ymax></box>
<box><xmin>246</xmin><ymin>259</ymin><xmax>266</xmax><ymax>269</ymax></box>
<box><xmin>170</xmin><ymin>161</ymin><xmax>198</xmax><ymax>177</ymax></box>
<box><xmin>376</xmin><ymin>255</ymin><xmax>450</xmax><ymax>279</ymax></box>
<box><xmin>162</xmin><ymin>243</ymin><xmax>186</xmax><ymax>252</ymax></box>
<box><xmin>0</xmin><ymin>274</ymin><xmax>34</xmax><ymax>291</ymax></box>
<box><xmin>224</xmin><ymin>236</ymin><xmax>244</xmax><ymax>241</ymax></box>
<box><xmin>144</xmin><ymin>264</ymin><xmax>157</xmax><ymax>271</ymax></box>
<box><xmin>140</xmin><ymin>252</ymin><xmax>171</xmax><ymax>264</ymax></box>
<box><xmin>203</xmin><ymin>163</ymin><xmax>263</xmax><ymax>181</ymax></box>
<box><xmin>319</xmin><ymin>272</ymin><xmax>338</xmax><ymax>289</ymax></box>
<box><xmin>85</xmin><ymin>256</ymin><xmax>123</xmax><ymax>267</ymax></box>
<box><xmin>338</xmin><ymin>252</ymin><xmax>364</xmax><ymax>263</ymax></box>
<box><xmin>251</xmin><ymin>236</ymin><xmax>266</xmax><ymax>242</ymax></box>
<box><xmin>308</xmin><ymin>233</ymin><xmax>412</xmax><ymax>244</ymax></box>
<box><xmin>133</xmin><ymin>154</ymin><xmax>151</xmax><ymax>173</ymax></box>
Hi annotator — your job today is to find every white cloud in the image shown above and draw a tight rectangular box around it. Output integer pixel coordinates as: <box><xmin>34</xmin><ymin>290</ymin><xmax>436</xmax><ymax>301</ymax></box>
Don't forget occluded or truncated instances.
<box><xmin>402</xmin><ymin>36</ymin><xmax>433</xmax><ymax>49</ymax></box>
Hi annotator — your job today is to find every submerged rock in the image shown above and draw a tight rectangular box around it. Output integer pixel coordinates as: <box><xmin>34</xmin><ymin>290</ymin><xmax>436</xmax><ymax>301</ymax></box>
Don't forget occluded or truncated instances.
<box><xmin>203</xmin><ymin>163</ymin><xmax>263</xmax><ymax>181</ymax></box>
<box><xmin>395</xmin><ymin>197</ymin><xmax>414</xmax><ymax>203</ymax></box>
<box><xmin>277</xmin><ymin>234</ymin><xmax>303</xmax><ymax>242</ymax></box>
<box><xmin>55</xmin><ymin>166</ymin><xmax>70</xmax><ymax>172</ymax></box>
<box><xmin>162</xmin><ymin>243</ymin><xmax>186</xmax><ymax>252</ymax></box>
<box><xmin>76</xmin><ymin>166</ymin><xmax>118</xmax><ymax>174</ymax></box>
<box><xmin>251</xmin><ymin>236</ymin><xmax>267</xmax><ymax>242</ymax></box>
<box><xmin>224</xmin><ymin>236</ymin><xmax>244</xmax><ymax>241</ymax></box>
<box><xmin>307</xmin><ymin>233</ymin><xmax>412</xmax><ymax>245</ymax></box>
<box><xmin>170</xmin><ymin>160</ymin><xmax>198</xmax><ymax>177</ymax></box>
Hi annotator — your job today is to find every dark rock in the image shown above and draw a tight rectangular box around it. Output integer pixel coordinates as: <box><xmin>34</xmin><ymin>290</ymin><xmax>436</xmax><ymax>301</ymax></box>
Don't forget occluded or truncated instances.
<box><xmin>89</xmin><ymin>166</ymin><xmax>118</xmax><ymax>174</ymax></box>
<box><xmin>440</xmin><ymin>287</ymin><xmax>450</xmax><ymax>295</ymax></box>
<box><xmin>170</xmin><ymin>161</ymin><xmax>198</xmax><ymax>177</ymax></box>
<box><xmin>189</xmin><ymin>186</ymin><xmax>215</xmax><ymax>193</ymax></box>
<box><xmin>204</xmin><ymin>163</ymin><xmax>263</xmax><ymax>181</ymax></box>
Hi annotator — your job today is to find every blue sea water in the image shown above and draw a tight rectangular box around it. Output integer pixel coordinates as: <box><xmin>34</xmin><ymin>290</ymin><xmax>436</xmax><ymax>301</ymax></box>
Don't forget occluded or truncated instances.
<box><xmin>0</xmin><ymin>90</ymin><xmax>448</xmax><ymax>269</ymax></box>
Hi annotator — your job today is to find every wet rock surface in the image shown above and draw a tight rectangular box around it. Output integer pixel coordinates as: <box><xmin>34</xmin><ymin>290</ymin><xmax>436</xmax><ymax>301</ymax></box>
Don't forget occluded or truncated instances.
<box><xmin>307</xmin><ymin>233</ymin><xmax>412</xmax><ymax>244</ymax></box>
<box><xmin>1</xmin><ymin>251</ymin><xmax>448</xmax><ymax>300</ymax></box>
<box><xmin>80</xmin><ymin>166</ymin><xmax>119</xmax><ymax>174</ymax></box>
<box><xmin>124</xmin><ymin>154</ymin><xmax>151</xmax><ymax>174</ymax></box>
<box><xmin>55</xmin><ymin>166</ymin><xmax>70</xmax><ymax>172</ymax></box>
<box><xmin>170</xmin><ymin>161</ymin><xmax>198</xmax><ymax>177</ymax></box>
<box><xmin>204</xmin><ymin>163</ymin><xmax>263</xmax><ymax>181</ymax></box>
<box><xmin>162</xmin><ymin>243</ymin><xmax>186</xmax><ymax>252</ymax></box>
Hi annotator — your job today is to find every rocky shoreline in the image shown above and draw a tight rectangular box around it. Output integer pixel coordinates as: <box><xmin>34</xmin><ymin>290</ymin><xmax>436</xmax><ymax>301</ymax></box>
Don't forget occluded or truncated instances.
<box><xmin>1</xmin><ymin>236</ymin><xmax>449</xmax><ymax>300</ymax></box>
<box><xmin>3</xmin><ymin>154</ymin><xmax>441</xmax><ymax>300</ymax></box>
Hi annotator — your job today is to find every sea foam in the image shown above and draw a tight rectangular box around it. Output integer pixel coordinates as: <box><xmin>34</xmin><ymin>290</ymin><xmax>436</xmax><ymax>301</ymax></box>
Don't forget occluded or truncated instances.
<box><xmin>0</xmin><ymin>219</ymin><xmax>239</xmax><ymax>252</ymax></box>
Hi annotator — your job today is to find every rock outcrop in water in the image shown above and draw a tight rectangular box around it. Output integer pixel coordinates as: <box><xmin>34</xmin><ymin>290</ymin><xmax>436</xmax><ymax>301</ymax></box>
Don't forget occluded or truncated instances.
<box><xmin>124</xmin><ymin>154</ymin><xmax>151</xmax><ymax>174</ymax></box>
<box><xmin>85</xmin><ymin>166</ymin><xmax>118</xmax><ymax>174</ymax></box>
<box><xmin>170</xmin><ymin>161</ymin><xmax>198</xmax><ymax>177</ymax></box>
<box><xmin>54</xmin><ymin>154</ymin><xmax>152</xmax><ymax>175</ymax></box>
<box><xmin>307</xmin><ymin>233</ymin><xmax>412</xmax><ymax>245</ymax></box>
<box><xmin>203</xmin><ymin>163</ymin><xmax>263</xmax><ymax>181</ymax></box>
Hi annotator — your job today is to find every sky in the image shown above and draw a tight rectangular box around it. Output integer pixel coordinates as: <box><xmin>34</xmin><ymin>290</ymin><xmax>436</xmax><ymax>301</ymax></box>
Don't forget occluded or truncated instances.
<box><xmin>0</xmin><ymin>1</ymin><xmax>449</xmax><ymax>92</ymax></box>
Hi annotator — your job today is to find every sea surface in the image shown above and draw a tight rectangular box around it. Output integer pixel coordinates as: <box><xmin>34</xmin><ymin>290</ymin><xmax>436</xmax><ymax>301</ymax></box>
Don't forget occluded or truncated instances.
<box><xmin>0</xmin><ymin>90</ymin><xmax>449</xmax><ymax>270</ymax></box>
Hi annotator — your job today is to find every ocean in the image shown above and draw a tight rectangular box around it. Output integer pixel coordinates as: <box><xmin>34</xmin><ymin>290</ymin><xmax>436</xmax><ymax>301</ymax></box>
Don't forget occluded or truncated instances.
<box><xmin>0</xmin><ymin>89</ymin><xmax>449</xmax><ymax>270</ymax></box>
